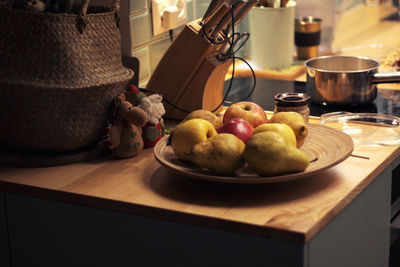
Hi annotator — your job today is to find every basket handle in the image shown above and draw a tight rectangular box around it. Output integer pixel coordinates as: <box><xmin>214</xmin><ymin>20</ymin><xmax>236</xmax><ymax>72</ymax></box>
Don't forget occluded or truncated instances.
<box><xmin>78</xmin><ymin>0</ymin><xmax>121</xmax><ymax>34</ymax></box>
<box><xmin>80</xmin><ymin>0</ymin><xmax>120</xmax><ymax>14</ymax></box>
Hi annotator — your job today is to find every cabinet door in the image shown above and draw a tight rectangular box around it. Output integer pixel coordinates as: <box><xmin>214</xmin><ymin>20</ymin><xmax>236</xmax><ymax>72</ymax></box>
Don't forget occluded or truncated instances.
<box><xmin>5</xmin><ymin>192</ymin><xmax>303</xmax><ymax>267</ymax></box>
<box><xmin>0</xmin><ymin>192</ymin><xmax>10</xmax><ymax>267</ymax></box>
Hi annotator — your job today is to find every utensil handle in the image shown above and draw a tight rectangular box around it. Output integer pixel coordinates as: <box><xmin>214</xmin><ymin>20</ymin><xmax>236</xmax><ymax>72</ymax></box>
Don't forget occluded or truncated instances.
<box><xmin>233</xmin><ymin>0</ymin><xmax>258</xmax><ymax>26</ymax></box>
<box><xmin>372</xmin><ymin>72</ymin><xmax>400</xmax><ymax>84</ymax></box>
<box><xmin>202</xmin><ymin>0</ymin><xmax>222</xmax><ymax>23</ymax></box>
<box><xmin>202</xmin><ymin>2</ymin><xmax>230</xmax><ymax>39</ymax></box>
<box><xmin>210</xmin><ymin>1</ymin><xmax>246</xmax><ymax>40</ymax></box>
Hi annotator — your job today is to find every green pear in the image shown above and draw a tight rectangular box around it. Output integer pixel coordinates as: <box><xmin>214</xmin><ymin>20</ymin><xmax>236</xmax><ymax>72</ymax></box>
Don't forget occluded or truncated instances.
<box><xmin>191</xmin><ymin>133</ymin><xmax>245</xmax><ymax>174</ymax></box>
<box><xmin>243</xmin><ymin>131</ymin><xmax>310</xmax><ymax>176</ymax></box>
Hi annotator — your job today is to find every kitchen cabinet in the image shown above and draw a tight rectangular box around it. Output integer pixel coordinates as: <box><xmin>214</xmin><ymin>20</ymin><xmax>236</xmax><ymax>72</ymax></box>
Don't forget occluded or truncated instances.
<box><xmin>4</xmin><ymin>193</ymin><xmax>302</xmax><ymax>266</ymax></box>
<box><xmin>0</xmin><ymin>164</ymin><xmax>392</xmax><ymax>267</ymax></box>
<box><xmin>0</xmin><ymin>192</ymin><xmax>10</xmax><ymax>267</ymax></box>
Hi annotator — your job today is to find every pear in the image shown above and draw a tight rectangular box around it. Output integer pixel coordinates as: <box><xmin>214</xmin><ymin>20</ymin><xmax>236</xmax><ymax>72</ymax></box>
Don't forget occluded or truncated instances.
<box><xmin>171</xmin><ymin>119</ymin><xmax>217</xmax><ymax>162</ymax></box>
<box><xmin>191</xmin><ymin>133</ymin><xmax>245</xmax><ymax>174</ymax></box>
<box><xmin>170</xmin><ymin>110</ymin><xmax>223</xmax><ymax>138</ymax></box>
<box><xmin>183</xmin><ymin>109</ymin><xmax>223</xmax><ymax>129</ymax></box>
<box><xmin>269</xmin><ymin>112</ymin><xmax>308</xmax><ymax>148</ymax></box>
<box><xmin>252</xmin><ymin>123</ymin><xmax>297</xmax><ymax>147</ymax></box>
<box><xmin>243</xmin><ymin>131</ymin><xmax>310</xmax><ymax>176</ymax></box>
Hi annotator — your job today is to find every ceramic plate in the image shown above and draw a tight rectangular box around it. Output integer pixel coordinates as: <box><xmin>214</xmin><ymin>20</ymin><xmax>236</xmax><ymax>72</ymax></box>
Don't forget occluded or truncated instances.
<box><xmin>153</xmin><ymin>123</ymin><xmax>354</xmax><ymax>183</ymax></box>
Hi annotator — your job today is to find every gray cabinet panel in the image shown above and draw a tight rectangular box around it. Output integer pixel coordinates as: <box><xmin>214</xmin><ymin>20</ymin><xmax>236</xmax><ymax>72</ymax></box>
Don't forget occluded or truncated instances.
<box><xmin>307</xmin><ymin>167</ymin><xmax>392</xmax><ymax>267</ymax></box>
<box><xmin>6</xmin><ymin>193</ymin><xmax>303</xmax><ymax>267</ymax></box>
<box><xmin>0</xmin><ymin>192</ymin><xmax>10</xmax><ymax>267</ymax></box>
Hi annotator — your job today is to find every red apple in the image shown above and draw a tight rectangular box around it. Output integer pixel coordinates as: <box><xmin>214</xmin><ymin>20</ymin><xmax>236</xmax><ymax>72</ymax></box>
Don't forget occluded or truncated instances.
<box><xmin>217</xmin><ymin>118</ymin><xmax>253</xmax><ymax>143</ymax></box>
<box><xmin>223</xmin><ymin>101</ymin><xmax>268</xmax><ymax>128</ymax></box>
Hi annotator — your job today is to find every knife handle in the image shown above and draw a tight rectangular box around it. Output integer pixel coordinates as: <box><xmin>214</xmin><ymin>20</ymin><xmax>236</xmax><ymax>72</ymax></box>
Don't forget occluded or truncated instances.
<box><xmin>233</xmin><ymin>0</ymin><xmax>258</xmax><ymax>26</ymax></box>
<box><xmin>210</xmin><ymin>1</ymin><xmax>246</xmax><ymax>40</ymax></box>
<box><xmin>202</xmin><ymin>2</ymin><xmax>230</xmax><ymax>41</ymax></box>
<box><xmin>202</xmin><ymin>0</ymin><xmax>221</xmax><ymax>24</ymax></box>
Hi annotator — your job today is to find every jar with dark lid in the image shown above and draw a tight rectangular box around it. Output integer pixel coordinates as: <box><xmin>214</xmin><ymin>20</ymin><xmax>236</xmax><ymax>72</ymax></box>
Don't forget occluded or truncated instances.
<box><xmin>274</xmin><ymin>93</ymin><xmax>311</xmax><ymax>121</ymax></box>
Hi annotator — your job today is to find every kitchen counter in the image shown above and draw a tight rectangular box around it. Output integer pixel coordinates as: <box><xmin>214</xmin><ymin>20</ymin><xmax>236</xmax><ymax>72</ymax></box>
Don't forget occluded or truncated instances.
<box><xmin>1</xmin><ymin>3</ymin><xmax>400</xmax><ymax>267</ymax></box>
<box><xmin>0</xmin><ymin>131</ymin><xmax>396</xmax><ymax>240</ymax></box>
<box><xmin>0</xmin><ymin>121</ymin><xmax>399</xmax><ymax>266</ymax></box>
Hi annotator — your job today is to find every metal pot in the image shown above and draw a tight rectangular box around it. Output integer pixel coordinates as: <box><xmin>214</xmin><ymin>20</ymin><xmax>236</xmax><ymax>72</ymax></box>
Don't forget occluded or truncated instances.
<box><xmin>304</xmin><ymin>56</ymin><xmax>400</xmax><ymax>105</ymax></box>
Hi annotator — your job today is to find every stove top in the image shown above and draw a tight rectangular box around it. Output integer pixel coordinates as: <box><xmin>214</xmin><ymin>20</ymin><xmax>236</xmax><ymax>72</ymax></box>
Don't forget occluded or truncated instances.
<box><xmin>224</xmin><ymin>77</ymin><xmax>400</xmax><ymax>117</ymax></box>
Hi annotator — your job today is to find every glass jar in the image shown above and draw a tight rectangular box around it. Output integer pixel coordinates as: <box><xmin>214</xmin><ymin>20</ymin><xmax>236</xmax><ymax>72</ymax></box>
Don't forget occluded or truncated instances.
<box><xmin>274</xmin><ymin>93</ymin><xmax>311</xmax><ymax>122</ymax></box>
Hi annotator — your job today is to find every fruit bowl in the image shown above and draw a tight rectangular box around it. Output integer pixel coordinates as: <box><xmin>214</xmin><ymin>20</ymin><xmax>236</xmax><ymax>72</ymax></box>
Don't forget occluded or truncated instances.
<box><xmin>154</xmin><ymin>124</ymin><xmax>354</xmax><ymax>183</ymax></box>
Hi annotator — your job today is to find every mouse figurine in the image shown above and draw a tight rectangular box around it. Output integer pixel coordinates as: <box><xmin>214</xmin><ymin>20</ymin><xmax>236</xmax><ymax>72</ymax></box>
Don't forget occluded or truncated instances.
<box><xmin>104</xmin><ymin>93</ymin><xmax>147</xmax><ymax>158</ymax></box>
<box><xmin>25</xmin><ymin>0</ymin><xmax>46</xmax><ymax>12</ymax></box>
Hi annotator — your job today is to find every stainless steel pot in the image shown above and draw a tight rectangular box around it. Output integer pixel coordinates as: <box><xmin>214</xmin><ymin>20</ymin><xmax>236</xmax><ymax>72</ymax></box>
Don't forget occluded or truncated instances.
<box><xmin>304</xmin><ymin>56</ymin><xmax>400</xmax><ymax>105</ymax></box>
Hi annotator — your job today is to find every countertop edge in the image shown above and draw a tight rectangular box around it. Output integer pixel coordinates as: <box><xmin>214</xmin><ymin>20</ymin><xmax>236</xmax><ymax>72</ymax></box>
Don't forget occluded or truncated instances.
<box><xmin>0</xmin><ymin>180</ymin><xmax>306</xmax><ymax>243</ymax></box>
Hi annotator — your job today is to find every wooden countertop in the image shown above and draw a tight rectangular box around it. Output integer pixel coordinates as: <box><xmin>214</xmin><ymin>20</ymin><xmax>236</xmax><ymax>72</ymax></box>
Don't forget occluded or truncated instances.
<box><xmin>332</xmin><ymin>3</ymin><xmax>400</xmax><ymax>50</ymax></box>
<box><xmin>1</xmin><ymin>121</ymin><xmax>400</xmax><ymax>243</ymax></box>
<box><xmin>1</xmin><ymin>4</ymin><xmax>400</xmax><ymax>244</ymax></box>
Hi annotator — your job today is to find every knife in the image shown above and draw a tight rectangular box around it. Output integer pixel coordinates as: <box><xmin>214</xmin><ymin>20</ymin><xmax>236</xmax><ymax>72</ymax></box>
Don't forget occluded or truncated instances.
<box><xmin>209</xmin><ymin>1</ymin><xmax>246</xmax><ymax>40</ymax></box>
<box><xmin>201</xmin><ymin>2</ymin><xmax>230</xmax><ymax>40</ymax></box>
<box><xmin>201</xmin><ymin>0</ymin><xmax>223</xmax><ymax>25</ymax></box>
<box><xmin>232</xmin><ymin>0</ymin><xmax>258</xmax><ymax>26</ymax></box>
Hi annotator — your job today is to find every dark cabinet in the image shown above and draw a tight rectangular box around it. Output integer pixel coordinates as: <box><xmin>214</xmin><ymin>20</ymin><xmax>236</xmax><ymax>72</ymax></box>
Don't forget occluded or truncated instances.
<box><xmin>0</xmin><ymin>192</ymin><xmax>10</xmax><ymax>267</ymax></box>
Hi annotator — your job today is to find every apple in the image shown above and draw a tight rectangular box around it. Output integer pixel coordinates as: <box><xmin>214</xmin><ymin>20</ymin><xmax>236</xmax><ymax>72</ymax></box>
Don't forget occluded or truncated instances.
<box><xmin>217</xmin><ymin>118</ymin><xmax>253</xmax><ymax>143</ymax></box>
<box><xmin>223</xmin><ymin>101</ymin><xmax>268</xmax><ymax>128</ymax></box>
<box><xmin>171</xmin><ymin>118</ymin><xmax>217</xmax><ymax>162</ymax></box>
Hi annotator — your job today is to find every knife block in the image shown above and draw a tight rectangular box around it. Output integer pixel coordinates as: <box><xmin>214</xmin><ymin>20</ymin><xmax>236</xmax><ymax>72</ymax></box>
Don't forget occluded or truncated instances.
<box><xmin>146</xmin><ymin>20</ymin><xmax>231</xmax><ymax>120</ymax></box>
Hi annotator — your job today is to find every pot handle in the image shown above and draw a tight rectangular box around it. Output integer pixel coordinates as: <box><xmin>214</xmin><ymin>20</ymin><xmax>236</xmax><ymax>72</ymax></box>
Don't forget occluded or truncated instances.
<box><xmin>371</xmin><ymin>72</ymin><xmax>400</xmax><ymax>84</ymax></box>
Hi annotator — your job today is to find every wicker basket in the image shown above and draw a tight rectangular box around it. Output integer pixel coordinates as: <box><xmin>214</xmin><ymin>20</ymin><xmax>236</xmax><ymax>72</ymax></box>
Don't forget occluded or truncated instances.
<box><xmin>0</xmin><ymin>0</ymin><xmax>133</xmax><ymax>152</ymax></box>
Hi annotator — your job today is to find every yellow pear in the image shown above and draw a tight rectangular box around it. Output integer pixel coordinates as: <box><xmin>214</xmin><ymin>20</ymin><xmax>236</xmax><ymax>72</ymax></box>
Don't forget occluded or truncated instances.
<box><xmin>183</xmin><ymin>109</ymin><xmax>223</xmax><ymax>129</ymax></box>
<box><xmin>171</xmin><ymin>118</ymin><xmax>217</xmax><ymax>161</ymax></box>
<box><xmin>269</xmin><ymin>112</ymin><xmax>308</xmax><ymax>148</ymax></box>
<box><xmin>252</xmin><ymin>123</ymin><xmax>297</xmax><ymax>147</ymax></box>
<box><xmin>243</xmin><ymin>131</ymin><xmax>310</xmax><ymax>176</ymax></box>
<box><xmin>170</xmin><ymin>110</ymin><xmax>223</xmax><ymax>138</ymax></box>
<box><xmin>192</xmin><ymin>133</ymin><xmax>245</xmax><ymax>174</ymax></box>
